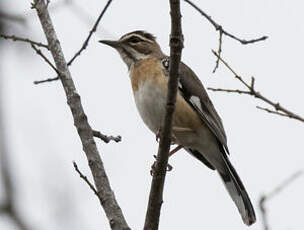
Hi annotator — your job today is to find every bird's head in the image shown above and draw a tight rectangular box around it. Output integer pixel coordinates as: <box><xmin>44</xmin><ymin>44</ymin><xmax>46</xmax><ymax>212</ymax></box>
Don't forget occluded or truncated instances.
<box><xmin>99</xmin><ymin>30</ymin><xmax>164</xmax><ymax>69</ymax></box>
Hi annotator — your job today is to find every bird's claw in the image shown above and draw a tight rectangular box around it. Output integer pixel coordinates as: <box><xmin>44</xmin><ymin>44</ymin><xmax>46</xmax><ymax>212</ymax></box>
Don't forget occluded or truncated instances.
<box><xmin>150</xmin><ymin>155</ymin><xmax>173</xmax><ymax>176</ymax></box>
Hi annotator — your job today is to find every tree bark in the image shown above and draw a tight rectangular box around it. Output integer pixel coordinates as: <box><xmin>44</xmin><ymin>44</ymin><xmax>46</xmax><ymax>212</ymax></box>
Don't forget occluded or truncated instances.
<box><xmin>144</xmin><ymin>0</ymin><xmax>184</xmax><ymax>229</ymax></box>
<box><xmin>33</xmin><ymin>1</ymin><xmax>130</xmax><ymax>229</ymax></box>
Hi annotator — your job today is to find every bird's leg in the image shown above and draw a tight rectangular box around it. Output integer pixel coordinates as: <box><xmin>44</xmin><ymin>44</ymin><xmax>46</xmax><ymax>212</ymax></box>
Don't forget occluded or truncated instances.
<box><xmin>151</xmin><ymin>126</ymin><xmax>187</xmax><ymax>175</ymax></box>
<box><xmin>155</xmin><ymin>128</ymin><xmax>161</xmax><ymax>142</ymax></box>
<box><xmin>165</xmin><ymin>145</ymin><xmax>183</xmax><ymax>171</ymax></box>
<box><xmin>150</xmin><ymin>145</ymin><xmax>183</xmax><ymax>176</ymax></box>
<box><xmin>156</xmin><ymin>127</ymin><xmax>177</xmax><ymax>145</ymax></box>
<box><xmin>169</xmin><ymin>145</ymin><xmax>183</xmax><ymax>157</ymax></box>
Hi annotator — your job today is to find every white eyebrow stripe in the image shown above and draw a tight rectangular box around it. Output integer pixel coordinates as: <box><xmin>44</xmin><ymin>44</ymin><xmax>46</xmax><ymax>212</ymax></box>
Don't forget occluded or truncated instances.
<box><xmin>120</xmin><ymin>34</ymin><xmax>154</xmax><ymax>43</ymax></box>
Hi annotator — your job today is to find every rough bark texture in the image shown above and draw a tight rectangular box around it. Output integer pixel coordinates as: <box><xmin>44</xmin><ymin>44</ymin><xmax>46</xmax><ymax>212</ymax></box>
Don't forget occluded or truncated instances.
<box><xmin>144</xmin><ymin>0</ymin><xmax>184</xmax><ymax>229</ymax></box>
<box><xmin>33</xmin><ymin>1</ymin><xmax>130</xmax><ymax>229</ymax></box>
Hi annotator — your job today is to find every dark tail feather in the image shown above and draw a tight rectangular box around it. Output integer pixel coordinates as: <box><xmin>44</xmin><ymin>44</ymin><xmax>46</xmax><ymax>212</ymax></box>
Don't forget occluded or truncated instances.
<box><xmin>219</xmin><ymin>155</ymin><xmax>256</xmax><ymax>226</ymax></box>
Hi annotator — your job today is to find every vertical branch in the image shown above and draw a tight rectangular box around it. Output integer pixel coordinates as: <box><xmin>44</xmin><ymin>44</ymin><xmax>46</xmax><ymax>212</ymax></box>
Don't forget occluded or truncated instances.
<box><xmin>144</xmin><ymin>0</ymin><xmax>184</xmax><ymax>229</ymax></box>
<box><xmin>32</xmin><ymin>1</ymin><xmax>130</xmax><ymax>230</ymax></box>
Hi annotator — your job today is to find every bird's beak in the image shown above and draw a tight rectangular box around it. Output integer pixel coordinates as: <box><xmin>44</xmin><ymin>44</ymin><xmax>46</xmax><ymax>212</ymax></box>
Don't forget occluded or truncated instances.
<box><xmin>99</xmin><ymin>40</ymin><xmax>120</xmax><ymax>48</ymax></box>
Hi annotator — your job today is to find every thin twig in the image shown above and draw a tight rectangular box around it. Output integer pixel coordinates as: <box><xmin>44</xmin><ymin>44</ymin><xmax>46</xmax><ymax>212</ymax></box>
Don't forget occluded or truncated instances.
<box><xmin>73</xmin><ymin>162</ymin><xmax>100</xmax><ymax>198</ymax></box>
<box><xmin>34</xmin><ymin>76</ymin><xmax>59</xmax><ymax>84</ymax></box>
<box><xmin>183</xmin><ymin>0</ymin><xmax>268</xmax><ymax>45</ymax></box>
<box><xmin>33</xmin><ymin>1</ymin><xmax>130</xmax><ymax>229</ymax></box>
<box><xmin>267</xmin><ymin>171</ymin><xmax>303</xmax><ymax>199</ymax></box>
<box><xmin>92</xmin><ymin>130</ymin><xmax>121</xmax><ymax>143</ymax></box>
<box><xmin>184</xmin><ymin>0</ymin><xmax>267</xmax><ymax>72</ymax></box>
<box><xmin>144</xmin><ymin>0</ymin><xmax>184</xmax><ymax>229</ymax></box>
<box><xmin>208</xmin><ymin>87</ymin><xmax>251</xmax><ymax>95</ymax></box>
<box><xmin>68</xmin><ymin>0</ymin><xmax>113</xmax><ymax>65</ymax></box>
<box><xmin>210</xmin><ymin>50</ymin><xmax>304</xmax><ymax>123</ymax></box>
<box><xmin>256</xmin><ymin>106</ymin><xmax>290</xmax><ymax>118</ymax></box>
<box><xmin>34</xmin><ymin>0</ymin><xmax>113</xmax><ymax>84</ymax></box>
<box><xmin>212</xmin><ymin>30</ymin><xmax>223</xmax><ymax>73</ymax></box>
<box><xmin>0</xmin><ymin>34</ymin><xmax>49</xmax><ymax>49</ymax></box>
<box><xmin>30</xmin><ymin>44</ymin><xmax>60</xmax><ymax>75</ymax></box>
<box><xmin>67</xmin><ymin>1</ymin><xmax>112</xmax><ymax>38</ymax></box>
<box><xmin>259</xmin><ymin>171</ymin><xmax>303</xmax><ymax>230</ymax></box>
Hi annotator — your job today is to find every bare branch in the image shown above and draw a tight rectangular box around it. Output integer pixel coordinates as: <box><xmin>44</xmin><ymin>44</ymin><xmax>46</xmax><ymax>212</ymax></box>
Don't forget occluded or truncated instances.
<box><xmin>66</xmin><ymin>0</ymin><xmax>111</xmax><ymax>38</ymax></box>
<box><xmin>208</xmin><ymin>87</ymin><xmax>251</xmax><ymax>95</ymax></box>
<box><xmin>267</xmin><ymin>171</ymin><xmax>303</xmax><ymax>200</ymax></box>
<box><xmin>34</xmin><ymin>76</ymin><xmax>59</xmax><ymax>84</ymax></box>
<box><xmin>68</xmin><ymin>0</ymin><xmax>113</xmax><ymax>65</ymax></box>
<box><xmin>92</xmin><ymin>130</ymin><xmax>121</xmax><ymax>143</ymax></box>
<box><xmin>144</xmin><ymin>1</ymin><xmax>184</xmax><ymax>229</ymax></box>
<box><xmin>30</xmin><ymin>44</ymin><xmax>60</xmax><ymax>75</ymax></box>
<box><xmin>183</xmin><ymin>0</ymin><xmax>268</xmax><ymax>45</ymax></box>
<box><xmin>210</xmin><ymin>50</ymin><xmax>304</xmax><ymax>123</ymax></box>
<box><xmin>32</xmin><ymin>1</ymin><xmax>130</xmax><ymax>229</ymax></box>
<box><xmin>256</xmin><ymin>106</ymin><xmax>291</xmax><ymax>118</ymax></box>
<box><xmin>0</xmin><ymin>33</ymin><xmax>49</xmax><ymax>49</ymax></box>
<box><xmin>73</xmin><ymin>162</ymin><xmax>100</xmax><ymax>198</ymax></box>
<box><xmin>183</xmin><ymin>0</ymin><xmax>267</xmax><ymax>72</ymax></box>
<box><xmin>34</xmin><ymin>0</ymin><xmax>113</xmax><ymax>85</ymax></box>
<box><xmin>259</xmin><ymin>171</ymin><xmax>303</xmax><ymax>230</ymax></box>
<box><xmin>212</xmin><ymin>30</ymin><xmax>223</xmax><ymax>73</ymax></box>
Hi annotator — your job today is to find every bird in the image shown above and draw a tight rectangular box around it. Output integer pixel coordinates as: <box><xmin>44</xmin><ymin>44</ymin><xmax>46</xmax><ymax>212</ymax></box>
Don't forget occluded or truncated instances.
<box><xmin>99</xmin><ymin>30</ymin><xmax>256</xmax><ymax>226</ymax></box>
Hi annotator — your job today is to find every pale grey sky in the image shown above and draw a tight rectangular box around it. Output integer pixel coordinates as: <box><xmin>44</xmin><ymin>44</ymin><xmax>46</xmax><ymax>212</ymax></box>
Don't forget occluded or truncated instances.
<box><xmin>1</xmin><ymin>0</ymin><xmax>303</xmax><ymax>230</ymax></box>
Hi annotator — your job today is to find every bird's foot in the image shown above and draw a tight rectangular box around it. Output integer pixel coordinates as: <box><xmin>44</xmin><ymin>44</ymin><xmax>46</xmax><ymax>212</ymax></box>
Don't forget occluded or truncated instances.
<box><xmin>150</xmin><ymin>155</ymin><xmax>173</xmax><ymax>176</ymax></box>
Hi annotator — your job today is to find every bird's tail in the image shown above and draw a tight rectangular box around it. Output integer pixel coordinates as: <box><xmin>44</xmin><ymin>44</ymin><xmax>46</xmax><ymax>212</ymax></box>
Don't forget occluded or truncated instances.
<box><xmin>218</xmin><ymin>154</ymin><xmax>256</xmax><ymax>226</ymax></box>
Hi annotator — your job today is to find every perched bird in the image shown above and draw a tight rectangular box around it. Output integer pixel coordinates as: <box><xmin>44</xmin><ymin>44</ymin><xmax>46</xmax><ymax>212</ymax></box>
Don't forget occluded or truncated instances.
<box><xmin>99</xmin><ymin>30</ymin><xmax>256</xmax><ymax>226</ymax></box>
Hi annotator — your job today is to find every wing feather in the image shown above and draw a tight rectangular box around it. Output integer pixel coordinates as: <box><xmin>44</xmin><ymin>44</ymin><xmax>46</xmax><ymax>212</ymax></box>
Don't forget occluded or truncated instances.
<box><xmin>161</xmin><ymin>57</ymin><xmax>229</xmax><ymax>153</ymax></box>
<box><xmin>178</xmin><ymin>61</ymin><xmax>229</xmax><ymax>154</ymax></box>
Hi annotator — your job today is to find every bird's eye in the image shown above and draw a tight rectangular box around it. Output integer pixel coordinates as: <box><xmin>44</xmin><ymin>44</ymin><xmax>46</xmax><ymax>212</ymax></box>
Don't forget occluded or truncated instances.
<box><xmin>128</xmin><ymin>36</ymin><xmax>142</xmax><ymax>44</ymax></box>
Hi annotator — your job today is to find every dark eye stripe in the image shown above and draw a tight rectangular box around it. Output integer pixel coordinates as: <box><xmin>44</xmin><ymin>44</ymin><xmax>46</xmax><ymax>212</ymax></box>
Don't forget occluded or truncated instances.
<box><xmin>128</xmin><ymin>36</ymin><xmax>143</xmax><ymax>43</ymax></box>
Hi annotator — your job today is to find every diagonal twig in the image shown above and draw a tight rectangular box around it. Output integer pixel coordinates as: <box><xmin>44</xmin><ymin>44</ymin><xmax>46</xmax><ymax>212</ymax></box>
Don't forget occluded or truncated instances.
<box><xmin>183</xmin><ymin>0</ymin><xmax>267</xmax><ymax>73</ymax></box>
<box><xmin>33</xmin><ymin>76</ymin><xmax>60</xmax><ymax>84</ymax></box>
<box><xmin>207</xmin><ymin>87</ymin><xmax>251</xmax><ymax>95</ymax></box>
<box><xmin>73</xmin><ymin>162</ymin><xmax>100</xmax><ymax>198</ymax></box>
<box><xmin>212</xmin><ymin>30</ymin><xmax>223</xmax><ymax>73</ymax></box>
<box><xmin>34</xmin><ymin>0</ymin><xmax>113</xmax><ymax>84</ymax></box>
<box><xmin>256</xmin><ymin>106</ymin><xmax>291</xmax><ymax>118</ymax></box>
<box><xmin>30</xmin><ymin>47</ymin><xmax>122</xmax><ymax>142</ymax></box>
<box><xmin>93</xmin><ymin>130</ymin><xmax>121</xmax><ymax>143</ymax></box>
<box><xmin>0</xmin><ymin>34</ymin><xmax>49</xmax><ymax>49</ymax></box>
<box><xmin>183</xmin><ymin>0</ymin><xmax>268</xmax><ymax>45</ymax></box>
<box><xmin>67</xmin><ymin>0</ymin><xmax>112</xmax><ymax>65</ymax></box>
<box><xmin>259</xmin><ymin>171</ymin><xmax>303</xmax><ymax>230</ymax></box>
<box><xmin>208</xmin><ymin>50</ymin><xmax>304</xmax><ymax>123</ymax></box>
<box><xmin>30</xmin><ymin>44</ymin><xmax>60</xmax><ymax>74</ymax></box>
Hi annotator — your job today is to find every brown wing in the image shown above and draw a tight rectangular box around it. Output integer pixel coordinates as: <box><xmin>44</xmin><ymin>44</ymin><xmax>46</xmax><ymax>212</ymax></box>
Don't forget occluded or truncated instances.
<box><xmin>160</xmin><ymin>57</ymin><xmax>229</xmax><ymax>154</ymax></box>
<box><xmin>178</xmin><ymin>62</ymin><xmax>229</xmax><ymax>154</ymax></box>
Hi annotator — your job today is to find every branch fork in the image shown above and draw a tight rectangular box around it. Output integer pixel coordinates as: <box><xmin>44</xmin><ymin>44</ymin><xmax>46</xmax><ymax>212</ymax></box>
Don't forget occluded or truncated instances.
<box><xmin>209</xmin><ymin>50</ymin><xmax>304</xmax><ymax>122</ymax></box>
